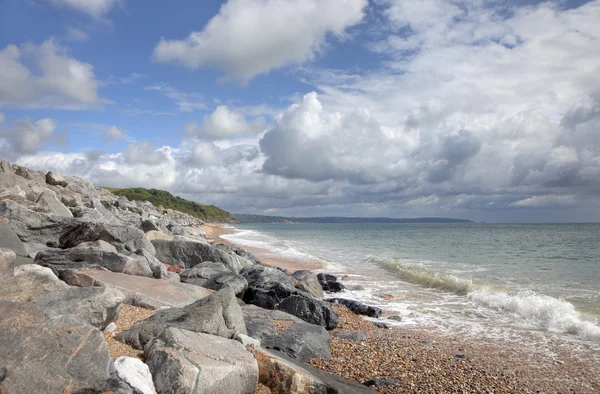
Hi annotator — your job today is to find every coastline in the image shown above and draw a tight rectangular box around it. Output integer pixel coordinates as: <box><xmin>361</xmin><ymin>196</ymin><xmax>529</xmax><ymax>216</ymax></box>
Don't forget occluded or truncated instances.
<box><xmin>204</xmin><ymin>222</ymin><xmax>600</xmax><ymax>393</ymax></box>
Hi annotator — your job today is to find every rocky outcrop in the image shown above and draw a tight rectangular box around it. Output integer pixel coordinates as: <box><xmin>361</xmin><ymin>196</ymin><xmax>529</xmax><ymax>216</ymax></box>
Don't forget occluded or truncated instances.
<box><xmin>116</xmin><ymin>287</ymin><xmax>246</xmax><ymax>350</ymax></box>
<box><xmin>146</xmin><ymin>328</ymin><xmax>259</xmax><ymax>394</ymax></box>
<box><xmin>0</xmin><ymin>302</ymin><xmax>129</xmax><ymax>393</ymax></box>
<box><xmin>180</xmin><ymin>262</ymin><xmax>248</xmax><ymax>295</ymax></box>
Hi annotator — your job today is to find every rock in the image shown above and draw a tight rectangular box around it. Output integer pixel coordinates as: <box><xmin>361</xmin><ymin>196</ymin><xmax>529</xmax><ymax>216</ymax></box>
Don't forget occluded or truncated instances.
<box><xmin>60</xmin><ymin>222</ymin><xmax>155</xmax><ymax>255</ymax></box>
<box><xmin>152</xmin><ymin>239</ymin><xmax>252</xmax><ymax>273</ymax></box>
<box><xmin>105</xmin><ymin>322</ymin><xmax>118</xmax><ymax>334</ymax></box>
<box><xmin>387</xmin><ymin>315</ymin><xmax>403</xmax><ymax>322</ymax></box>
<box><xmin>0</xmin><ymin>221</ymin><xmax>27</xmax><ymax>256</ymax></box>
<box><xmin>243</xmin><ymin>305</ymin><xmax>331</xmax><ymax>361</ymax></box>
<box><xmin>35</xmin><ymin>240</ymin><xmax>154</xmax><ymax>278</ymax></box>
<box><xmin>0</xmin><ymin>301</ymin><xmax>127</xmax><ymax>393</ymax></box>
<box><xmin>116</xmin><ymin>287</ymin><xmax>246</xmax><ymax>350</ymax></box>
<box><xmin>134</xmin><ymin>248</ymin><xmax>168</xmax><ymax>279</ymax></box>
<box><xmin>332</xmin><ymin>331</ymin><xmax>366</xmax><ymax>342</ymax></box>
<box><xmin>180</xmin><ymin>262</ymin><xmax>248</xmax><ymax>295</ymax></box>
<box><xmin>59</xmin><ymin>187</ymin><xmax>83</xmax><ymax>207</ymax></box>
<box><xmin>0</xmin><ymin>248</ymin><xmax>15</xmax><ymax>278</ymax></box>
<box><xmin>144</xmin><ymin>230</ymin><xmax>173</xmax><ymax>241</ymax></box>
<box><xmin>33</xmin><ymin>286</ymin><xmax>125</xmax><ymax>330</ymax></box>
<box><xmin>251</xmin><ymin>347</ymin><xmax>375</xmax><ymax>394</ymax></box>
<box><xmin>13</xmin><ymin>263</ymin><xmax>63</xmax><ymax>284</ymax></box>
<box><xmin>325</xmin><ymin>298</ymin><xmax>382</xmax><ymax>318</ymax></box>
<box><xmin>63</xmin><ymin>269</ymin><xmax>214</xmax><ymax>309</ymax></box>
<box><xmin>35</xmin><ymin>189</ymin><xmax>73</xmax><ymax>217</ymax></box>
<box><xmin>235</xmin><ymin>333</ymin><xmax>261</xmax><ymax>347</ymax></box>
<box><xmin>146</xmin><ymin>328</ymin><xmax>258</xmax><ymax>394</ymax></box>
<box><xmin>317</xmin><ymin>272</ymin><xmax>346</xmax><ymax>293</ymax></box>
<box><xmin>0</xmin><ymin>185</ymin><xmax>26</xmax><ymax>199</ymax></box>
<box><xmin>0</xmin><ymin>273</ymin><xmax>68</xmax><ymax>302</ymax></box>
<box><xmin>363</xmin><ymin>379</ymin><xmax>399</xmax><ymax>388</ymax></box>
<box><xmin>242</xmin><ymin>282</ymin><xmax>311</xmax><ymax>310</ymax></box>
<box><xmin>165</xmin><ymin>271</ymin><xmax>181</xmax><ymax>282</ymax></box>
<box><xmin>140</xmin><ymin>219</ymin><xmax>160</xmax><ymax>233</ymax></box>
<box><xmin>374</xmin><ymin>322</ymin><xmax>391</xmax><ymax>329</ymax></box>
<box><xmin>241</xmin><ymin>264</ymin><xmax>294</xmax><ymax>288</ymax></box>
<box><xmin>45</xmin><ymin>171</ymin><xmax>68</xmax><ymax>187</ymax></box>
<box><xmin>114</xmin><ymin>357</ymin><xmax>157</xmax><ymax>394</ymax></box>
<box><xmin>317</xmin><ymin>273</ymin><xmax>337</xmax><ymax>283</ymax></box>
<box><xmin>277</xmin><ymin>295</ymin><xmax>339</xmax><ymax>330</ymax></box>
<box><xmin>291</xmin><ymin>269</ymin><xmax>324</xmax><ymax>298</ymax></box>
<box><xmin>23</xmin><ymin>242</ymin><xmax>55</xmax><ymax>259</ymax></box>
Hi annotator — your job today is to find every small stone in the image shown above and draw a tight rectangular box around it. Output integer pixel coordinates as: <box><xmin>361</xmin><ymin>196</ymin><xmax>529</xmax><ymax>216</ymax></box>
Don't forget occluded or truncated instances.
<box><xmin>114</xmin><ymin>356</ymin><xmax>157</xmax><ymax>394</ymax></box>
<box><xmin>104</xmin><ymin>322</ymin><xmax>118</xmax><ymax>334</ymax></box>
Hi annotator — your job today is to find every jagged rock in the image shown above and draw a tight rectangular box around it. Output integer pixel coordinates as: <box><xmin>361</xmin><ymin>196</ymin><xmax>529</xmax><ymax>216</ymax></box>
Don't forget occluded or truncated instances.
<box><xmin>251</xmin><ymin>347</ymin><xmax>375</xmax><ymax>394</ymax></box>
<box><xmin>0</xmin><ymin>161</ymin><xmax>29</xmax><ymax>190</ymax></box>
<box><xmin>35</xmin><ymin>189</ymin><xmax>73</xmax><ymax>217</ymax></box>
<box><xmin>243</xmin><ymin>305</ymin><xmax>331</xmax><ymax>361</ymax></box>
<box><xmin>325</xmin><ymin>298</ymin><xmax>382</xmax><ymax>318</ymax></box>
<box><xmin>318</xmin><ymin>272</ymin><xmax>345</xmax><ymax>293</ymax></box>
<box><xmin>45</xmin><ymin>171</ymin><xmax>68</xmax><ymax>187</ymax></box>
<box><xmin>114</xmin><ymin>357</ymin><xmax>157</xmax><ymax>394</ymax></box>
<box><xmin>140</xmin><ymin>219</ymin><xmax>160</xmax><ymax>233</ymax></box>
<box><xmin>333</xmin><ymin>331</ymin><xmax>366</xmax><ymax>342</ymax></box>
<box><xmin>59</xmin><ymin>187</ymin><xmax>83</xmax><ymax>207</ymax></box>
<box><xmin>292</xmin><ymin>270</ymin><xmax>324</xmax><ymax>298</ymax></box>
<box><xmin>116</xmin><ymin>287</ymin><xmax>246</xmax><ymax>350</ymax></box>
<box><xmin>63</xmin><ymin>270</ymin><xmax>214</xmax><ymax>309</ymax></box>
<box><xmin>0</xmin><ymin>248</ymin><xmax>16</xmax><ymax>278</ymax></box>
<box><xmin>242</xmin><ymin>281</ymin><xmax>312</xmax><ymax>310</ymax></box>
<box><xmin>0</xmin><ymin>199</ymin><xmax>76</xmax><ymax>245</ymax></box>
<box><xmin>235</xmin><ymin>333</ymin><xmax>261</xmax><ymax>347</ymax></box>
<box><xmin>0</xmin><ymin>273</ymin><xmax>68</xmax><ymax>302</ymax></box>
<box><xmin>134</xmin><ymin>248</ymin><xmax>169</xmax><ymax>279</ymax></box>
<box><xmin>152</xmin><ymin>239</ymin><xmax>252</xmax><ymax>273</ymax></box>
<box><xmin>0</xmin><ymin>185</ymin><xmax>26</xmax><ymax>198</ymax></box>
<box><xmin>13</xmin><ymin>264</ymin><xmax>63</xmax><ymax>284</ymax></box>
<box><xmin>0</xmin><ymin>302</ymin><xmax>128</xmax><ymax>393</ymax></box>
<box><xmin>146</xmin><ymin>328</ymin><xmax>258</xmax><ymax>394</ymax></box>
<box><xmin>35</xmin><ymin>241</ymin><xmax>154</xmax><ymax>278</ymax></box>
<box><xmin>240</xmin><ymin>264</ymin><xmax>294</xmax><ymax>288</ymax></box>
<box><xmin>23</xmin><ymin>242</ymin><xmax>55</xmax><ymax>259</ymax></box>
<box><xmin>180</xmin><ymin>262</ymin><xmax>248</xmax><ymax>295</ymax></box>
<box><xmin>33</xmin><ymin>286</ymin><xmax>125</xmax><ymax>330</ymax></box>
<box><xmin>277</xmin><ymin>295</ymin><xmax>339</xmax><ymax>330</ymax></box>
<box><xmin>60</xmin><ymin>222</ymin><xmax>155</xmax><ymax>255</ymax></box>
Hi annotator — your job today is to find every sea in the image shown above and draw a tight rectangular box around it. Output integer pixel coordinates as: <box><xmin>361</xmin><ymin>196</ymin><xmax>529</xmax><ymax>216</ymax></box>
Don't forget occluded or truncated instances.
<box><xmin>222</xmin><ymin>222</ymin><xmax>600</xmax><ymax>357</ymax></box>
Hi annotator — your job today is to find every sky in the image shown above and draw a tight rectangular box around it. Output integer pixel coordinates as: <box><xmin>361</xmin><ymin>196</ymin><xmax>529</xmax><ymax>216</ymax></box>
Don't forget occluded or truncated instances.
<box><xmin>1</xmin><ymin>0</ymin><xmax>599</xmax><ymax>222</ymax></box>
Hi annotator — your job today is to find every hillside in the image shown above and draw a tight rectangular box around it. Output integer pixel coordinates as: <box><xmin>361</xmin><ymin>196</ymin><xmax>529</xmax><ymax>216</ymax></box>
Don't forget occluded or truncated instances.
<box><xmin>105</xmin><ymin>187</ymin><xmax>237</xmax><ymax>223</ymax></box>
<box><xmin>233</xmin><ymin>214</ymin><xmax>473</xmax><ymax>224</ymax></box>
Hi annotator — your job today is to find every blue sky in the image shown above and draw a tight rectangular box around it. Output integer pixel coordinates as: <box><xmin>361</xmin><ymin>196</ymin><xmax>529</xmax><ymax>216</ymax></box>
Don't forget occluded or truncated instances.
<box><xmin>1</xmin><ymin>0</ymin><xmax>600</xmax><ymax>222</ymax></box>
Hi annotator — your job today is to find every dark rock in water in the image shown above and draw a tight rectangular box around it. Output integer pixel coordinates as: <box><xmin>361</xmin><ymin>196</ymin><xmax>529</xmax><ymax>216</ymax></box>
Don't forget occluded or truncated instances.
<box><xmin>277</xmin><ymin>295</ymin><xmax>339</xmax><ymax>330</ymax></box>
<box><xmin>180</xmin><ymin>262</ymin><xmax>248</xmax><ymax>295</ymax></box>
<box><xmin>146</xmin><ymin>328</ymin><xmax>258</xmax><ymax>394</ymax></box>
<box><xmin>374</xmin><ymin>322</ymin><xmax>391</xmax><ymax>329</ymax></box>
<box><xmin>116</xmin><ymin>287</ymin><xmax>246</xmax><ymax>350</ymax></box>
<box><xmin>317</xmin><ymin>272</ymin><xmax>345</xmax><ymax>293</ymax></box>
<box><xmin>151</xmin><ymin>239</ymin><xmax>252</xmax><ymax>273</ymax></box>
<box><xmin>243</xmin><ymin>305</ymin><xmax>331</xmax><ymax>361</ymax></box>
<box><xmin>325</xmin><ymin>298</ymin><xmax>382</xmax><ymax>318</ymax></box>
<box><xmin>332</xmin><ymin>331</ymin><xmax>366</xmax><ymax>342</ymax></box>
<box><xmin>32</xmin><ymin>286</ymin><xmax>125</xmax><ymax>330</ymax></box>
<box><xmin>291</xmin><ymin>269</ymin><xmax>323</xmax><ymax>298</ymax></box>
<box><xmin>0</xmin><ymin>301</ymin><xmax>128</xmax><ymax>393</ymax></box>
<box><xmin>240</xmin><ymin>264</ymin><xmax>295</xmax><ymax>289</ymax></box>
<box><xmin>60</xmin><ymin>222</ymin><xmax>155</xmax><ymax>255</ymax></box>
<box><xmin>140</xmin><ymin>219</ymin><xmax>160</xmax><ymax>233</ymax></box>
<box><xmin>387</xmin><ymin>315</ymin><xmax>403</xmax><ymax>322</ymax></box>
<box><xmin>363</xmin><ymin>378</ymin><xmax>399</xmax><ymax>387</ymax></box>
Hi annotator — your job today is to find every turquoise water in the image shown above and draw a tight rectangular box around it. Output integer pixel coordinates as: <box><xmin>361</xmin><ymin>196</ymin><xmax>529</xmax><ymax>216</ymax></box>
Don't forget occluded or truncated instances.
<box><xmin>223</xmin><ymin>223</ymin><xmax>600</xmax><ymax>345</ymax></box>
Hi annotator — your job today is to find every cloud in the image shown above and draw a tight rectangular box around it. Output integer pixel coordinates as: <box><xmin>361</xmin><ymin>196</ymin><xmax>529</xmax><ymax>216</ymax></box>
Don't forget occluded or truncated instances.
<box><xmin>48</xmin><ymin>0</ymin><xmax>120</xmax><ymax>18</ymax></box>
<box><xmin>123</xmin><ymin>141</ymin><xmax>168</xmax><ymax>166</ymax></box>
<box><xmin>0</xmin><ymin>117</ymin><xmax>58</xmax><ymax>154</ymax></box>
<box><xmin>145</xmin><ymin>84</ymin><xmax>206</xmax><ymax>112</ymax></box>
<box><xmin>101</xmin><ymin>126</ymin><xmax>127</xmax><ymax>144</ymax></box>
<box><xmin>0</xmin><ymin>39</ymin><xmax>105</xmax><ymax>109</ymax></box>
<box><xmin>0</xmin><ymin>113</ymin><xmax>4</xmax><ymax>124</ymax></box>
<box><xmin>185</xmin><ymin>106</ymin><xmax>267</xmax><ymax>140</ymax></box>
<box><xmin>152</xmin><ymin>0</ymin><xmax>368</xmax><ymax>82</ymax></box>
<box><xmin>64</xmin><ymin>27</ymin><xmax>89</xmax><ymax>42</ymax></box>
<box><xmin>510</xmin><ymin>195</ymin><xmax>577</xmax><ymax>208</ymax></box>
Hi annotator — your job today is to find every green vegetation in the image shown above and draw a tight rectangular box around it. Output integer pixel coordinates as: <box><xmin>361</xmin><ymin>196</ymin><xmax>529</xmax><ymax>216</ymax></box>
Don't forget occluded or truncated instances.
<box><xmin>105</xmin><ymin>187</ymin><xmax>236</xmax><ymax>223</ymax></box>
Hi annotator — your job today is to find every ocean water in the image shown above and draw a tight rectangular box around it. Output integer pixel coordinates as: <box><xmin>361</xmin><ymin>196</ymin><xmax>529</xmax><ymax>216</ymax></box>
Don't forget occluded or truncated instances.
<box><xmin>222</xmin><ymin>223</ymin><xmax>600</xmax><ymax>351</ymax></box>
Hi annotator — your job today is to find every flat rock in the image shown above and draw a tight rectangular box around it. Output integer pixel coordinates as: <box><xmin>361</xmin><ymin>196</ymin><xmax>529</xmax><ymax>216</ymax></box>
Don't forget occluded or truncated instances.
<box><xmin>146</xmin><ymin>328</ymin><xmax>258</xmax><ymax>394</ymax></box>
<box><xmin>0</xmin><ymin>273</ymin><xmax>68</xmax><ymax>303</ymax></box>
<box><xmin>180</xmin><ymin>262</ymin><xmax>248</xmax><ymax>295</ymax></box>
<box><xmin>60</xmin><ymin>222</ymin><xmax>155</xmax><ymax>255</ymax></box>
<box><xmin>116</xmin><ymin>287</ymin><xmax>246</xmax><ymax>350</ymax></box>
<box><xmin>0</xmin><ymin>301</ymin><xmax>127</xmax><ymax>393</ymax></box>
<box><xmin>251</xmin><ymin>347</ymin><xmax>375</xmax><ymax>394</ymax></box>
<box><xmin>64</xmin><ymin>269</ymin><xmax>214</xmax><ymax>309</ymax></box>
<box><xmin>33</xmin><ymin>286</ymin><xmax>125</xmax><ymax>330</ymax></box>
<box><xmin>243</xmin><ymin>305</ymin><xmax>331</xmax><ymax>361</ymax></box>
<box><xmin>291</xmin><ymin>269</ymin><xmax>324</xmax><ymax>298</ymax></box>
<box><xmin>114</xmin><ymin>357</ymin><xmax>157</xmax><ymax>394</ymax></box>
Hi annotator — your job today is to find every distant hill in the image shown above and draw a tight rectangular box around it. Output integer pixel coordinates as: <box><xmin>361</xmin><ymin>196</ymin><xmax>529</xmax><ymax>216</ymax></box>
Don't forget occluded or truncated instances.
<box><xmin>104</xmin><ymin>187</ymin><xmax>237</xmax><ymax>223</ymax></box>
<box><xmin>233</xmin><ymin>214</ymin><xmax>473</xmax><ymax>224</ymax></box>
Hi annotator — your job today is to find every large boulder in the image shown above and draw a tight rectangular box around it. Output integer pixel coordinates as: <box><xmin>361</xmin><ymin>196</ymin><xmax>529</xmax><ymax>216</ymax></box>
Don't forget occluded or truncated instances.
<box><xmin>146</xmin><ymin>328</ymin><xmax>258</xmax><ymax>394</ymax></box>
<box><xmin>325</xmin><ymin>298</ymin><xmax>382</xmax><ymax>318</ymax></box>
<box><xmin>35</xmin><ymin>241</ymin><xmax>154</xmax><ymax>279</ymax></box>
<box><xmin>251</xmin><ymin>347</ymin><xmax>375</xmax><ymax>394</ymax></box>
<box><xmin>0</xmin><ymin>248</ymin><xmax>15</xmax><ymax>278</ymax></box>
<box><xmin>292</xmin><ymin>270</ymin><xmax>324</xmax><ymax>299</ymax></box>
<box><xmin>116</xmin><ymin>287</ymin><xmax>246</xmax><ymax>350</ymax></box>
<box><xmin>34</xmin><ymin>189</ymin><xmax>73</xmax><ymax>217</ymax></box>
<box><xmin>0</xmin><ymin>302</ymin><xmax>128</xmax><ymax>393</ymax></box>
<box><xmin>114</xmin><ymin>357</ymin><xmax>157</xmax><ymax>394</ymax></box>
<box><xmin>32</xmin><ymin>286</ymin><xmax>125</xmax><ymax>330</ymax></box>
<box><xmin>0</xmin><ymin>273</ymin><xmax>68</xmax><ymax>303</ymax></box>
<box><xmin>243</xmin><ymin>305</ymin><xmax>331</xmax><ymax>361</ymax></box>
<box><xmin>151</xmin><ymin>239</ymin><xmax>252</xmax><ymax>273</ymax></box>
<box><xmin>277</xmin><ymin>295</ymin><xmax>339</xmax><ymax>330</ymax></box>
<box><xmin>0</xmin><ymin>221</ymin><xmax>27</xmax><ymax>257</ymax></box>
<box><xmin>63</xmin><ymin>269</ymin><xmax>214</xmax><ymax>309</ymax></box>
<box><xmin>60</xmin><ymin>222</ymin><xmax>155</xmax><ymax>255</ymax></box>
<box><xmin>240</xmin><ymin>264</ymin><xmax>294</xmax><ymax>288</ymax></box>
<box><xmin>242</xmin><ymin>282</ymin><xmax>310</xmax><ymax>310</ymax></box>
<box><xmin>317</xmin><ymin>273</ymin><xmax>345</xmax><ymax>293</ymax></box>
<box><xmin>180</xmin><ymin>262</ymin><xmax>248</xmax><ymax>295</ymax></box>
<box><xmin>134</xmin><ymin>248</ymin><xmax>169</xmax><ymax>279</ymax></box>
<box><xmin>45</xmin><ymin>171</ymin><xmax>68</xmax><ymax>187</ymax></box>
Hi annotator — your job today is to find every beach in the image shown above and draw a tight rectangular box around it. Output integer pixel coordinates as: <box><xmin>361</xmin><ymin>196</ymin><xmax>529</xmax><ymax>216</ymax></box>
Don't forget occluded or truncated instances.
<box><xmin>206</xmin><ymin>223</ymin><xmax>600</xmax><ymax>393</ymax></box>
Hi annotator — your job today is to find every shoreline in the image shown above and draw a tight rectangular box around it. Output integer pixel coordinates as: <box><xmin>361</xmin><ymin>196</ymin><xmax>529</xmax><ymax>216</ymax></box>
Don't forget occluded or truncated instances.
<box><xmin>203</xmin><ymin>222</ymin><xmax>600</xmax><ymax>393</ymax></box>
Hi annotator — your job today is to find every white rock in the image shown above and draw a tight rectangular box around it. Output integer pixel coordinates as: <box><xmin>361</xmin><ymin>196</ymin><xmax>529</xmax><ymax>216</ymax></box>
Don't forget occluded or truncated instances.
<box><xmin>235</xmin><ymin>333</ymin><xmax>261</xmax><ymax>348</ymax></box>
<box><xmin>13</xmin><ymin>264</ymin><xmax>64</xmax><ymax>285</ymax></box>
<box><xmin>114</xmin><ymin>357</ymin><xmax>157</xmax><ymax>394</ymax></box>
<box><xmin>104</xmin><ymin>322</ymin><xmax>117</xmax><ymax>334</ymax></box>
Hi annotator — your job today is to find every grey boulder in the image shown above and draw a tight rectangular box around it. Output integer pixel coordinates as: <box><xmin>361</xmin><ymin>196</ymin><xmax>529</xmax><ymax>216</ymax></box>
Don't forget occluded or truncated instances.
<box><xmin>0</xmin><ymin>273</ymin><xmax>68</xmax><ymax>303</ymax></box>
<box><xmin>180</xmin><ymin>262</ymin><xmax>248</xmax><ymax>295</ymax></box>
<box><xmin>116</xmin><ymin>287</ymin><xmax>246</xmax><ymax>350</ymax></box>
<box><xmin>240</xmin><ymin>264</ymin><xmax>294</xmax><ymax>289</ymax></box>
<box><xmin>325</xmin><ymin>298</ymin><xmax>382</xmax><ymax>318</ymax></box>
<box><xmin>0</xmin><ymin>221</ymin><xmax>27</xmax><ymax>256</ymax></box>
<box><xmin>60</xmin><ymin>222</ymin><xmax>155</xmax><ymax>255</ymax></box>
<box><xmin>0</xmin><ymin>248</ymin><xmax>15</xmax><ymax>278</ymax></box>
<box><xmin>146</xmin><ymin>328</ymin><xmax>258</xmax><ymax>394</ymax></box>
<box><xmin>45</xmin><ymin>171</ymin><xmax>68</xmax><ymax>187</ymax></box>
<box><xmin>277</xmin><ymin>295</ymin><xmax>339</xmax><ymax>330</ymax></box>
<box><xmin>114</xmin><ymin>357</ymin><xmax>157</xmax><ymax>394</ymax></box>
<box><xmin>291</xmin><ymin>270</ymin><xmax>324</xmax><ymax>298</ymax></box>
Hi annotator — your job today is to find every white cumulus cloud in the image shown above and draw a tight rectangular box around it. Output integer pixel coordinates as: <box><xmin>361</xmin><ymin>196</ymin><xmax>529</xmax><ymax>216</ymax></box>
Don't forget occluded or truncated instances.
<box><xmin>186</xmin><ymin>106</ymin><xmax>266</xmax><ymax>140</ymax></box>
<box><xmin>101</xmin><ymin>126</ymin><xmax>127</xmax><ymax>144</ymax></box>
<box><xmin>48</xmin><ymin>0</ymin><xmax>120</xmax><ymax>18</ymax></box>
